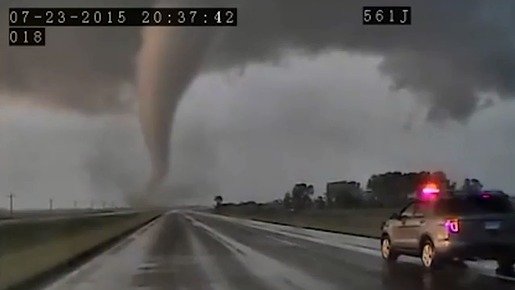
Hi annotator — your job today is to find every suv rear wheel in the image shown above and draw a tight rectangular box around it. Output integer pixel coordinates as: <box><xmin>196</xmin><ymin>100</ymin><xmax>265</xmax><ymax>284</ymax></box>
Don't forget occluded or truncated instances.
<box><xmin>381</xmin><ymin>236</ymin><xmax>399</xmax><ymax>262</ymax></box>
<box><xmin>421</xmin><ymin>239</ymin><xmax>441</xmax><ymax>269</ymax></box>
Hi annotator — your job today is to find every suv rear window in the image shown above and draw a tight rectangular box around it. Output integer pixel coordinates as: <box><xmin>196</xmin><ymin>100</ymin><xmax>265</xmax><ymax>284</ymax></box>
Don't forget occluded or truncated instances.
<box><xmin>435</xmin><ymin>196</ymin><xmax>514</xmax><ymax>215</ymax></box>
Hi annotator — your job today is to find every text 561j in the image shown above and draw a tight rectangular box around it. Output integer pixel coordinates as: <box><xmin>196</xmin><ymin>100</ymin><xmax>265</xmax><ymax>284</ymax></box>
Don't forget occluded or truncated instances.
<box><xmin>363</xmin><ymin>7</ymin><xmax>411</xmax><ymax>25</ymax></box>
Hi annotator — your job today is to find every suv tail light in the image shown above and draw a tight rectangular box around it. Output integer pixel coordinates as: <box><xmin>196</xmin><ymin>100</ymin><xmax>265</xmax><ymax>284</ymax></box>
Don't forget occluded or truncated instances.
<box><xmin>445</xmin><ymin>219</ymin><xmax>459</xmax><ymax>233</ymax></box>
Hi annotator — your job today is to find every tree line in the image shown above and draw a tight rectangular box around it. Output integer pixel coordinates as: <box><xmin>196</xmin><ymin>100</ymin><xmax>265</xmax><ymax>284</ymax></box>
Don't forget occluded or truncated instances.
<box><xmin>214</xmin><ymin>171</ymin><xmax>485</xmax><ymax>211</ymax></box>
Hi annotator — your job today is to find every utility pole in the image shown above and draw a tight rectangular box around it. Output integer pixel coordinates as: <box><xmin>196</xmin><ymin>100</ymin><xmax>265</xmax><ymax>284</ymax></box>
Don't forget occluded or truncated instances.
<box><xmin>8</xmin><ymin>192</ymin><xmax>14</xmax><ymax>217</ymax></box>
<box><xmin>49</xmin><ymin>198</ymin><xmax>53</xmax><ymax>211</ymax></box>
<box><xmin>101</xmin><ymin>201</ymin><xmax>106</xmax><ymax>209</ymax></box>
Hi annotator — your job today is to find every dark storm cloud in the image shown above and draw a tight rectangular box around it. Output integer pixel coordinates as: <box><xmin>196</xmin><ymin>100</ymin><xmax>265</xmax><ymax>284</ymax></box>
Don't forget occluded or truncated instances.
<box><xmin>2</xmin><ymin>0</ymin><xmax>515</xmax><ymax>199</ymax></box>
<box><xmin>0</xmin><ymin>0</ymin><xmax>144</xmax><ymax>113</ymax></box>
<box><xmin>207</xmin><ymin>0</ymin><xmax>515</xmax><ymax>122</ymax></box>
<box><xmin>1</xmin><ymin>0</ymin><xmax>514</xmax><ymax>119</ymax></box>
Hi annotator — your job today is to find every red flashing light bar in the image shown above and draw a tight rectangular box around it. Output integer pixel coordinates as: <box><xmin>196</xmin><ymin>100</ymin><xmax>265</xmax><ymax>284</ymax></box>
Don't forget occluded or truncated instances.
<box><xmin>422</xmin><ymin>183</ymin><xmax>440</xmax><ymax>194</ymax></box>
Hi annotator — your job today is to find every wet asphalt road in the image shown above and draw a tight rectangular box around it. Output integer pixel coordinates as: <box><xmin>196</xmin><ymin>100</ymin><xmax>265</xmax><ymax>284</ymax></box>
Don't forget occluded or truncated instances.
<box><xmin>45</xmin><ymin>211</ymin><xmax>515</xmax><ymax>290</ymax></box>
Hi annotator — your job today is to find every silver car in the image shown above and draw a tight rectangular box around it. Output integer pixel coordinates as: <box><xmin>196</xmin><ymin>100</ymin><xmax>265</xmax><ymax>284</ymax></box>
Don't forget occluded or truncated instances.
<box><xmin>380</xmin><ymin>189</ymin><xmax>515</xmax><ymax>276</ymax></box>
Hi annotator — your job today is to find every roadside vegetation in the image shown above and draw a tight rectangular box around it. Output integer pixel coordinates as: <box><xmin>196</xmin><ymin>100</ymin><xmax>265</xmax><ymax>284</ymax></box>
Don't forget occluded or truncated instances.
<box><xmin>0</xmin><ymin>211</ymin><xmax>162</xmax><ymax>289</ymax></box>
<box><xmin>214</xmin><ymin>171</ymin><xmax>492</xmax><ymax>237</ymax></box>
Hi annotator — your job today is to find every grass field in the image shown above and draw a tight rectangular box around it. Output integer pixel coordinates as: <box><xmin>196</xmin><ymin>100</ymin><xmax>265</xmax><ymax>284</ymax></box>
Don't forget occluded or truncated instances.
<box><xmin>0</xmin><ymin>212</ymin><xmax>142</xmax><ymax>255</ymax></box>
<box><xmin>0</xmin><ymin>211</ymin><xmax>162</xmax><ymax>290</ymax></box>
<box><xmin>216</xmin><ymin>207</ymin><xmax>396</xmax><ymax>238</ymax></box>
<box><xmin>217</xmin><ymin>197</ymin><xmax>515</xmax><ymax>237</ymax></box>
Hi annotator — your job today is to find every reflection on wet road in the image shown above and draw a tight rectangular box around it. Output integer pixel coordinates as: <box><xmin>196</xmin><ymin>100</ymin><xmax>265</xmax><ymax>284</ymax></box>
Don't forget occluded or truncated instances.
<box><xmin>44</xmin><ymin>211</ymin><xmax>514</xmax><ymax>290</ymax></box>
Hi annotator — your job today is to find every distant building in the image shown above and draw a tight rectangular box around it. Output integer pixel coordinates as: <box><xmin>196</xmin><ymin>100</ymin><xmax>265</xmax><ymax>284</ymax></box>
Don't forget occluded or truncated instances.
<box><xmin>326</xmin><ymin>180</ymin><xmax>364</xmax><ymax>207</ymax></box>
<box><xmin>327</xmin><ymin>180</ymin><xmax>362</xmax><ymax>195</ymax></box>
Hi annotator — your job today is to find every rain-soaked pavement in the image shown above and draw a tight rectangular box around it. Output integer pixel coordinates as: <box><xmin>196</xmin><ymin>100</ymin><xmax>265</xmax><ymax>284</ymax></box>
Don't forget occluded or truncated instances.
<box><xmin>44</xmin><ymin>211</ymin><xmax>515</xmax><ymax>290</ymax></box>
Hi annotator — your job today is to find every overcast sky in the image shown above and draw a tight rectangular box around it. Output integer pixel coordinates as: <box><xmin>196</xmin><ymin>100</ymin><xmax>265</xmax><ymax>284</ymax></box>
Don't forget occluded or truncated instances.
<box><xmin>1</xmin><ymin>1</ymin><xmax>515</xmax><ymax>208</ymax></box>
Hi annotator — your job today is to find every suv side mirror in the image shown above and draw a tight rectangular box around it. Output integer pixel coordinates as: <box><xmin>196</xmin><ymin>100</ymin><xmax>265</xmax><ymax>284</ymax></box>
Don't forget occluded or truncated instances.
<box><xmin>389</xmin><ymin>213</ymin><xmax>399</xmax><ymax>219</ymax></box>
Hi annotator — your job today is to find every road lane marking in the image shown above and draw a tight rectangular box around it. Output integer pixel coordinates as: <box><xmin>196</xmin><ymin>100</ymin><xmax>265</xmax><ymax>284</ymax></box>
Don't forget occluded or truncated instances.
<box><xmin>43</xmin><ymin>216</ymin><xmax>163</xmax><ymax>290</ymax></box>
<box><xmin>193</xmin><ymin>212</ymin><xmax>378</xmax><ymax>247</ymax></box>
<box><xmin>191</xmin><ymin>212</ymin><xmax>514</xmax><ymax>282</ymax></box>
<box><xmin>190</xmin><ymin>212</ymin><xmax>380</xmax><ymax>257</ymax></box>
<box><xmin>266</xmin><ymin>234</ymin><xmax>303</xmax><ymax>247</ymax></box>
<box><xmin>185</xmin><ymin>214</ymin><xmax>339</xmax><ymax>290</ymax></box>
<box><xmin>186</xmin><ymin>219</ymin><xmax>232</xmax><ymax>290</ymax></box>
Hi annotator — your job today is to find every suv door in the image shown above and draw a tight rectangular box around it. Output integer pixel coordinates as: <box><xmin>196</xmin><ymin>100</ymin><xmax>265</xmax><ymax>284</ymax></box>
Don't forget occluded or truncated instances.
<box><xmin>392</xmin><ymin>202</ymin><xmax>416</xmax><ymax>249</ymax></box>
<box><xmin>402</xmin><ymin>201</ymin><xmax>431</xmax><ymax>250</ymax></box>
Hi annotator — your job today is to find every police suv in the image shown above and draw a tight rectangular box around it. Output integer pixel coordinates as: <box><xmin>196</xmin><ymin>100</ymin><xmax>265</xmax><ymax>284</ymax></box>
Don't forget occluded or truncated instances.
<box><xmin>380</xmin><ymin>183</ymin><xmax>515</xmax><ymax>276</ymax></box>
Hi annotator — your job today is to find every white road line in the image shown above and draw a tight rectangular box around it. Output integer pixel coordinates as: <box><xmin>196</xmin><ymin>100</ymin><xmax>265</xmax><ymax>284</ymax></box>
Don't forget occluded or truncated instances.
<box><xmin>186</xmin><ymin>219</ymin><xmax>232</xmax><ymax>290</ymax></box>
<box><xmin>185</xmin><ymin>214</ymin><xmax>339</xmax><ymax>290</ymax></box>
<box><xmin>191</xmin><ymin>212</ymin><xmax>380</xmax><ymax>257</ymax></box>
<box><xmin>43</xmin><ymin>217</ymin><xmax>163</xmax><ymax>290</ymax></box>
<box><xmin>266</xmin><ymin>234</ymin><xmax>303</xmax><ymax>247</ymax></box>
<box><xmin>246</xmin><ymin>222</ymin><xmax>380</xmax><ymax>256</ymax></box>
<box><xmin>191</xmin><ymin>212</ymin><xmax>512</xmax><ymax>281</ymax></box>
